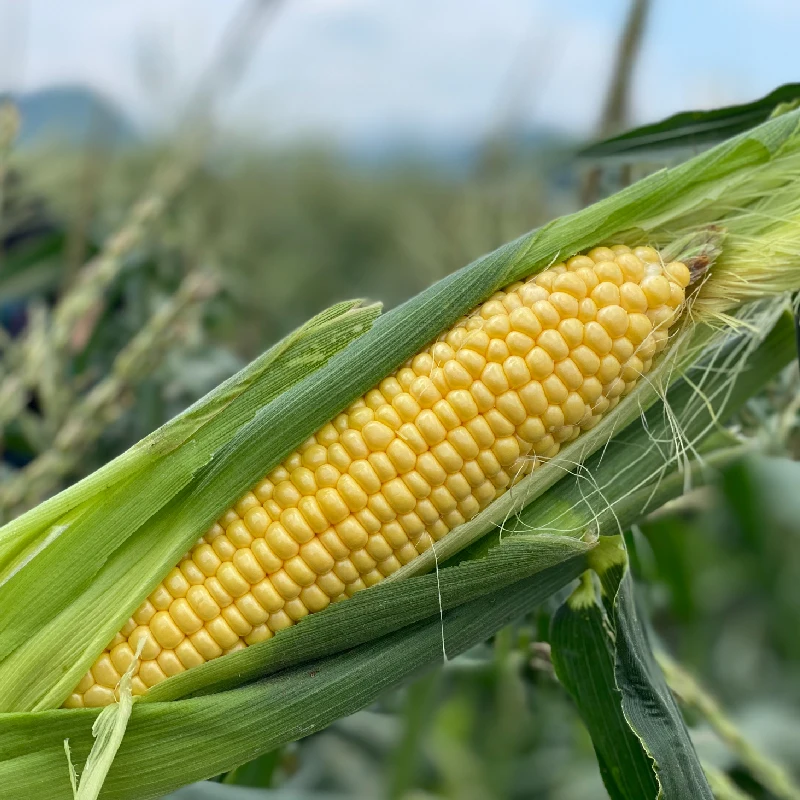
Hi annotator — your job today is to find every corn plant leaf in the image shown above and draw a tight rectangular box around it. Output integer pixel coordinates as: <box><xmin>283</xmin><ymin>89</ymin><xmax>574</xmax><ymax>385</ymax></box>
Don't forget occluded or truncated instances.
<box><xmin>581</xmin><ymin>83</ymin><xmax>800</xmax><ymax>161</ymax></box>
<box><xmin>553</xmin><ymin>556</ymin><xmax>713</xmax><ymax>800</ymax></box>
<box><xmin>615</xmin><ymin>564</ymin><xmax>713</xmax><ymax>799</ymax></box>
<box><xmin>551</xmin><ymin>575</ymin><xmax>660</xmax><ymax>800</ymax></box>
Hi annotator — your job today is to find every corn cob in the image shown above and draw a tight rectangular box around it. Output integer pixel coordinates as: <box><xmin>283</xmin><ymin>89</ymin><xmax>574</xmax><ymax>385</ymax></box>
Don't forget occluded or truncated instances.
<box><xmin>66</xmin><ymin>245</ymin><xmax>689</xmax><ymax>708</ymax></box>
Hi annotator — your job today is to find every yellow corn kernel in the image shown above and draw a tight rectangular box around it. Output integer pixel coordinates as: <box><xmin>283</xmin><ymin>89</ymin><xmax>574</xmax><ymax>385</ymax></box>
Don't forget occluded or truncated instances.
<box><xmin>92</xmin><ymin>654</ymin><xmax>121</xmax><ymax>689</ymax></box>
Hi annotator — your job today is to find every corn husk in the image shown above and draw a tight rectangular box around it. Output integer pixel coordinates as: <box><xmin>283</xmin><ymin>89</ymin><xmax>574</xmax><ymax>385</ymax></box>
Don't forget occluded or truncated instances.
<box><xmin>2</xmin><ymin>107</ymin><xmax>800</xmax><ymax>798</ymax></box>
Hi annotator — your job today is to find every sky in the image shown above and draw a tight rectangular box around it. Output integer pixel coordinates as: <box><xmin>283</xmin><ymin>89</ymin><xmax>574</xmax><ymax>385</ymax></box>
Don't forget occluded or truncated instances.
<box><xmin>0</xmin><ymin>0</ymin><xmax>798</xmax><ymax>147</ymax></box>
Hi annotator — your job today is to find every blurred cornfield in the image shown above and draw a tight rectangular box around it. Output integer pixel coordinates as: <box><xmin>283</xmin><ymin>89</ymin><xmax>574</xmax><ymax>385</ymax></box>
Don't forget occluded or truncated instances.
<box><xmin>2</xmin><ymin>1</ymin><xmax>800</xmax><ymax>798</ymax></box>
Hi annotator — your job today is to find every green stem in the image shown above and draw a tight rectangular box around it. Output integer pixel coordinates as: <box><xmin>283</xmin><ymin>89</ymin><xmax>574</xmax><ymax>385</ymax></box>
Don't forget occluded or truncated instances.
<box><xmin>388</xmin><ymin>671</ymin><xmax>440</xmax><ymax>800</ymax></box>
<box><xmin>703</xmin><ymin>763</ymin><xmax>752</xmax><ymax>800</ymax></box>
<box><xmin>659</xmin><ymin>653</ymin><xmax>800</xmax><ymax>800</ymax></box>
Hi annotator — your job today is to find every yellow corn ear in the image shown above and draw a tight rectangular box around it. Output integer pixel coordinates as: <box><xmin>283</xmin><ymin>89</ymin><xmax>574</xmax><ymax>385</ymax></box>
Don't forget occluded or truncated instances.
<box><xmin>66</xmin><ymin>244</ymin><xmax>690</xmax><ymax>708</ymax></box>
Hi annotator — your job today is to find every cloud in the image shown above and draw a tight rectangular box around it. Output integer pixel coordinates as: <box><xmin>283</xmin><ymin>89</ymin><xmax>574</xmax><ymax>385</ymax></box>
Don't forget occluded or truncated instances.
<box><xmin>231</xmin><ymin>0</ymin><xmax>623</xmax><ymax>142</ymax></box>
<box><xmin>735</xmin><ymin>0</ymin><xmax>800</xmax><ymax>18</ymax></box>
<box><xmin>4</xmin><ymin>0</ymin><xmax>621</xmax><ymax>142</ymax></box>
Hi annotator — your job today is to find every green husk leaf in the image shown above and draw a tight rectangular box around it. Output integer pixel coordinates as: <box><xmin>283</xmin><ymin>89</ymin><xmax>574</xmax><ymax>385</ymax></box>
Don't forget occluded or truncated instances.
<box><xmin>0</xmin><ymin>555</ymin><xmax>589</xmax><ymax>800</ymax></box>
<box><xmin>148</xmin><ymin>533</ymin><xmax>592</xmax><ymax>702</ymax></box>
<box><xmin>0</xmin><ymin>298</ymin><xmax>378</xmax><ymax>578</ymax></box>
<box><xmin>64</xmin><ymin>644</ymin><xmax>141</xmax><ymax>800</ymax></box>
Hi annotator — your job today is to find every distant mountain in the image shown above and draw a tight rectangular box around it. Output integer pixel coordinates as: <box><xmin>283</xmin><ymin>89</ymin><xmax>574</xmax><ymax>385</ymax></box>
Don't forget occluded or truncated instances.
<box><xmin>5</xmin><ymin>85</ymin><xmax>138</xmax><ymax>147</ymax></box>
